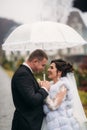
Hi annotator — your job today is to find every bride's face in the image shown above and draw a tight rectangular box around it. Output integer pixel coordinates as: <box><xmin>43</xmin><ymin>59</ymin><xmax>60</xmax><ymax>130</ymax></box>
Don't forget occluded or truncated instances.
<box><xmin>47</xmin><ymin>63</ymin><xmax>58</xmax><ymax>80</ymax></box>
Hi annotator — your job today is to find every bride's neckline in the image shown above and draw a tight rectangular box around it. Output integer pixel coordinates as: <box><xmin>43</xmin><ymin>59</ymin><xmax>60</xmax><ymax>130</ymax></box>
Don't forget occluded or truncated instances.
<box><xmin>50</xmin><ymin>77</ymin><xmax>66</xmax><ymax>85</ymax></box>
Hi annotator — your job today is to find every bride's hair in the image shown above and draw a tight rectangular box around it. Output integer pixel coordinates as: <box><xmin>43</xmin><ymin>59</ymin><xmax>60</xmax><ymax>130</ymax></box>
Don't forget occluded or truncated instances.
<box><xmin>51</xmin><ymin>59</ymin><xmax>74</xmax><ymax>77</ymax></box>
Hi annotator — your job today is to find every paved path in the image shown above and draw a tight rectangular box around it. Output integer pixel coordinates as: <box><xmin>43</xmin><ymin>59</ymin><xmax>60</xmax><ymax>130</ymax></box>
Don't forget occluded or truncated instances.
<box><xmin>0</xmin><ymin>66</ymin><xmax>14</xmax><ymax>130</ymax></box>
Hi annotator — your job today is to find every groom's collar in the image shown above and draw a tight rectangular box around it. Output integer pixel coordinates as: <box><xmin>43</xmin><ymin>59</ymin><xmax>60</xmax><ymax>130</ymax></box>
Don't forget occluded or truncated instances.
<box><xmin>23</xmin><ymin>62</ymin><xmax>33</xmax><ymax>73</ymax></box>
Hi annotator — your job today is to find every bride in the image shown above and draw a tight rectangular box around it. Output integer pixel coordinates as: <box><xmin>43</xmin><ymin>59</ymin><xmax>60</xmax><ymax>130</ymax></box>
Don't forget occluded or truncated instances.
<box><xmin>40</xmin><ymin>59</ymin><xmax>87</xmax><ymax>130</ymax></box>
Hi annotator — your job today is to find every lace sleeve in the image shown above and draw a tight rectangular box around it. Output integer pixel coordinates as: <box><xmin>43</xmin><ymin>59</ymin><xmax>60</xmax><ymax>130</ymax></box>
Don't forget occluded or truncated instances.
<box><xmin>44</xmin><ymin>86</ymin><xmax>67</xmax><ymax>110</ymax></box>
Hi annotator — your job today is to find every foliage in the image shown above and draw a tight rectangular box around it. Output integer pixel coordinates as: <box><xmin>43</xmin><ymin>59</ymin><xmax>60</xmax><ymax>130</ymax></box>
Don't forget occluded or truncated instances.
<box><xmin>74</xmin><ymin>67</ymin><xmax>87</xmax><ymax>91</ymax></box>
<box><xmin>2</xmin><ymin>56</ymin><xmax>14</xmax><ymax>70</ymax></box>
<box><xmin>79</xmin><ymin>90</ymin><xmax>87</xmax><ymax>106</ymax></box>
<box><xmin>16</xmin><ymin>57</ymin><xmax>24</xmax><ymax>68</ymax></box>
<box><xmin>78</xmin><ymin>90</ymin><xmax>87</xmax><ymax>116</ymax></box>
<box><xmin>2</xmin><ymin>54</ymin><xmax>24</xmax><ymax>71</ymax></box>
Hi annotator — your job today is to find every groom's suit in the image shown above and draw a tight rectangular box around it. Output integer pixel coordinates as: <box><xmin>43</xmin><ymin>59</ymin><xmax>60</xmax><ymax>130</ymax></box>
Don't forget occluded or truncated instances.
<box><xmin>11</xmin><ymin>64</ymin><xmax>48</xmax><ymax>130</ymax></box>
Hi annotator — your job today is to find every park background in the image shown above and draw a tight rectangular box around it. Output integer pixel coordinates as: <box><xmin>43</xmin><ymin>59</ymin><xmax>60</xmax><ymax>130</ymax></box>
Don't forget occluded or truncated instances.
<box><xmin>0</xmin><ymin>0</ymin><xmax>87</xmax><ymax>130</ymax></box>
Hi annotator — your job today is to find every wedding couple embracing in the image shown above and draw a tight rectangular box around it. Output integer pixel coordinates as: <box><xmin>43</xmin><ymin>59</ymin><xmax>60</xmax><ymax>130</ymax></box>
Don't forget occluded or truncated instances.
<box><xmin>11</xmin><ymin>49</ymin><xmax>87</xmax><ymax>130</ymax></box>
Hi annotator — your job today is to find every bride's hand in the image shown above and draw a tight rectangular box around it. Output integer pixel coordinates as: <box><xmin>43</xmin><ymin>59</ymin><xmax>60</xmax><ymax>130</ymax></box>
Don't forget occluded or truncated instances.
<box><xmin>54</xmin><ymin>86</ymin><xmax>67</xmax><ymax>106</ymax></box>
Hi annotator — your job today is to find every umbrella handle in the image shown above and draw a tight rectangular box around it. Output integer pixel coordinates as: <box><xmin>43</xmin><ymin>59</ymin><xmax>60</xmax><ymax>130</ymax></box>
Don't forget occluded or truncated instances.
<box><xmin>43</xmin><ymin>73</ymin><xmax>46</xmax><ymax>81</ymax></box>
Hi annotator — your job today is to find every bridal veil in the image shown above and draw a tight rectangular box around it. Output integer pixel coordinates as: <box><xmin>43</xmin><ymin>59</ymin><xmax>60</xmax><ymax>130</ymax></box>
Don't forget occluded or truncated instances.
<box><xmin>67</xmin><ymin>73</ymin><xmax>87</xmax><ymax>130</ymax></box>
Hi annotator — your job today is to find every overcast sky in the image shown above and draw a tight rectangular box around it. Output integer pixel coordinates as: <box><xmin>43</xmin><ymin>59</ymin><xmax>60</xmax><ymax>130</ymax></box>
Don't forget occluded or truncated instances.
<box><xmin>0</xmin><ymin>0</ymin><xmax>43</xmax><ymax>23</ymax></box>
<box><xmin>0</xmin><ymin>0</ymin><xmax>87</xmax><ymax>24</ymax></box>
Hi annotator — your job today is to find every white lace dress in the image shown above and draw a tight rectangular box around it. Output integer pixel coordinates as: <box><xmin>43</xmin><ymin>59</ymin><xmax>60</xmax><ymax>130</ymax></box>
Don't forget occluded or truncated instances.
<box><xmin>41</xmin><ymin>77</ymin><xmax>85</xmax><ymax>130</ymax></box>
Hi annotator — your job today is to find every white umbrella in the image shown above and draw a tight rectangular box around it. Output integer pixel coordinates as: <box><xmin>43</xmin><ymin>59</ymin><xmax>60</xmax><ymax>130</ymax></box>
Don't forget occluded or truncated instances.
<box><xmin>2</xmin><ymin>21</ymin><xmax>87</xmax><ymax>52</ymax></box>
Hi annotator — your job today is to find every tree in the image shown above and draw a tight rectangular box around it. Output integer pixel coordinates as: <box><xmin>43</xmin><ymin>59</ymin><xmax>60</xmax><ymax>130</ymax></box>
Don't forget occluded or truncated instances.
<box><xmin>73</xmin><ymin>0</ymin><xmax>87</xmax><ymax>12</ymax></box>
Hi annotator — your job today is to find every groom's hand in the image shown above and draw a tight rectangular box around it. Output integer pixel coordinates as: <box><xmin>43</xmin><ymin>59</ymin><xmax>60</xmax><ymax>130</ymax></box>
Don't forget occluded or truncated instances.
<box><xmin>40</xmin><ymin>81</ymin><xmax>50</xmax><ymax>91</ymax></box>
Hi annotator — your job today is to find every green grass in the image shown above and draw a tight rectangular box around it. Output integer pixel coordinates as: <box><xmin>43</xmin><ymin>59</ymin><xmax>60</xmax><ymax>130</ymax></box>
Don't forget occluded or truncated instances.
<box><xmin>79</xmin><ymin>90</ymin><xmax>87</xmax><ymax>117</ymax></box>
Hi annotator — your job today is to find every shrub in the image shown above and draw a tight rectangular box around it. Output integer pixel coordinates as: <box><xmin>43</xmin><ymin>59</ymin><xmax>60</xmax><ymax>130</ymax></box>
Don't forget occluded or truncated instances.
<box><xmin>79</xmin><ymin>90</ymin><xmax>87</xmax><ymax>106</ymax></box>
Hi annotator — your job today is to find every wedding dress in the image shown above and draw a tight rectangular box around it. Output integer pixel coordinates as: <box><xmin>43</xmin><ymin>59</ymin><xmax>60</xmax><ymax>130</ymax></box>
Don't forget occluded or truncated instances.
<box><xmin>41</xmin><ymin>73</ymin><xmax>87</xmax><ymax>130</ymax></box>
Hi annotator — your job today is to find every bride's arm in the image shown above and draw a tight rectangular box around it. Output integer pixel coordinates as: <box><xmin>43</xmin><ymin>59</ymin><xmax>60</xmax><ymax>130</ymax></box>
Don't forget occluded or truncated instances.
<box><xmin>38</xmin><ymin>80</ymin><xmax>67</xmax><ymax>110</ymax></box>
<box><xmin>45</xmin><ymin>86</ymin><xmax>67</xmax><ymax>110</ymax></box>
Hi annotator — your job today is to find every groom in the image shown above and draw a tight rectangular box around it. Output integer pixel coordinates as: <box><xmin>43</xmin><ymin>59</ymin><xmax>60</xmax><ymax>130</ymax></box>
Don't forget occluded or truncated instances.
<box><xmin>11</xmin><ymin>49</ymin><xmax>49</xmax><ymax>130</ymax></box>
<box><xmin>11</xmin><ymin>49</ymin><xmax>66</xmax><ymax>130</ymax></box>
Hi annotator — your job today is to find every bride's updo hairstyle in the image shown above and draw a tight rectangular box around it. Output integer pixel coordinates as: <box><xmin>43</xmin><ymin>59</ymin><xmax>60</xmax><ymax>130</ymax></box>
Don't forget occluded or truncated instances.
<box><xmin>51</xmin><ymin>59</ymin><xmax>74</xmax><ymax>77</ymax></box>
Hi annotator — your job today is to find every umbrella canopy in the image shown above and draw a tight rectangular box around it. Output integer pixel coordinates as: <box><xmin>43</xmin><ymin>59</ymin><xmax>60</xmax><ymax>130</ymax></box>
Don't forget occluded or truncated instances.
<box><xmin>2</xmin><ymin>21</ymin><xmax>87</xmax><ymax>51</ymax></box>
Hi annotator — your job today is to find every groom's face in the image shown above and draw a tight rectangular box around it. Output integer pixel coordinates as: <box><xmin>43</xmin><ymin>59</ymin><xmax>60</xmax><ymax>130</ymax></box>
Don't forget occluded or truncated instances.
<box><xmin>32</xmin><ymin>58</ymin><xmax>47</xmax><ymax>73</ymax></box>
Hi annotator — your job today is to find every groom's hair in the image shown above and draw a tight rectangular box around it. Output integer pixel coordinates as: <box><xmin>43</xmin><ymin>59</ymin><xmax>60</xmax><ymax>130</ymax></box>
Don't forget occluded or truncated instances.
<box><xmin>28</xmin><ymin>49</ymin><xmax>48</xmax><ymax>61</ymax></box>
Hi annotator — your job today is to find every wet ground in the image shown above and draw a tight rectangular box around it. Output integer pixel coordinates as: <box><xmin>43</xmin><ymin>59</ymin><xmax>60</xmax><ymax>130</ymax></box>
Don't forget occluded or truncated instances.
<box><xmin>0</xmin><ymin>66</ymin><xmax>14</xmax><ymax>130</ymax></box>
